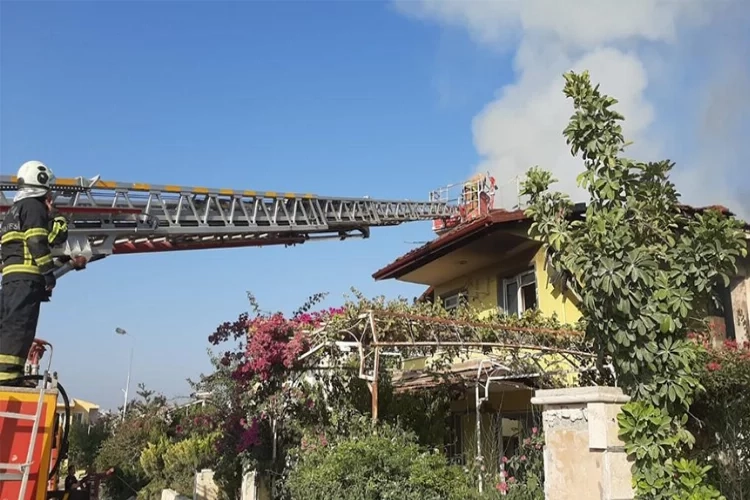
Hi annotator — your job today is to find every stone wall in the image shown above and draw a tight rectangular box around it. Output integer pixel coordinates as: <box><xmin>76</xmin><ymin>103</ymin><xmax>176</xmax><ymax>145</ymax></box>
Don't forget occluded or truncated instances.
<box><xmin>531</xmin><ymin>386</ymin><xmax>633</xmax><ymax>500</ymax></box>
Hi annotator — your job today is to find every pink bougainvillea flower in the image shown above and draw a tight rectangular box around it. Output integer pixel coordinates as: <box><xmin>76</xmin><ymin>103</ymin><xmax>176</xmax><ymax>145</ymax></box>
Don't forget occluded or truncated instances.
<box><xmin>236</xmin><ymin>418</ymin><xmax>261</xmax><ymax>452</ymax></box>
<box><xmin>724</xmin><ymin>339</ymin><xmax>738</xmax><ymax>350</ymax></box>
<box><xmin>496</xmin><ymin>482</ymin><xmax>508</xmax><ymax>493</ymax></box>
<box><xmin>707</xmin><ymin>361</ymin><xmax>722</xmax><ymax>372</ymax></box>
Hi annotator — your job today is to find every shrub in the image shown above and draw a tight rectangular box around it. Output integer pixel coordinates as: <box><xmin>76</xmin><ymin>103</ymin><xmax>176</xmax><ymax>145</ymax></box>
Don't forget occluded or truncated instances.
<box><xmin>286</xmin><ymin>423</ymin><xmax>479</xmax><ymax>500</ymax></box>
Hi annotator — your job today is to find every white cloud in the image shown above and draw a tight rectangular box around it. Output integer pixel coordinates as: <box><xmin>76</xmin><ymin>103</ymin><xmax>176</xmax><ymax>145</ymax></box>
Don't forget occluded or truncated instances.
<box><xmin>394</xmin><ymin>0</ymin><xmax>750</xmax><ymax>217</ymax></box>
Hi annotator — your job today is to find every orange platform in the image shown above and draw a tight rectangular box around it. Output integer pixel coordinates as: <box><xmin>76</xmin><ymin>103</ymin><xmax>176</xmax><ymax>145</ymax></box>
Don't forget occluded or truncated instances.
<box><xmin>0</xmin><ymin>386</ymin><xmax>58</xmax><ymax>500</ymax></box>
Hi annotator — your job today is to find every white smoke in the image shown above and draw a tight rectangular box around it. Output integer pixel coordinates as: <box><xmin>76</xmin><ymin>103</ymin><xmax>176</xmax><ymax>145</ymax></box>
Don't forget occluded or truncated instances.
<box><xmin>395</xmin><ymin>0</ymin><xmax>750</xmax><ymax>217</ymax></box>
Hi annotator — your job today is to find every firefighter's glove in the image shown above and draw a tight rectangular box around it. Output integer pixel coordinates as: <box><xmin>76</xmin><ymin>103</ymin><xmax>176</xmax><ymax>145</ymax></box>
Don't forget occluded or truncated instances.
<box><xmin>44</xmin><ymin>272</ymin><xmax>57</xmax><ymax>291</ymax></box>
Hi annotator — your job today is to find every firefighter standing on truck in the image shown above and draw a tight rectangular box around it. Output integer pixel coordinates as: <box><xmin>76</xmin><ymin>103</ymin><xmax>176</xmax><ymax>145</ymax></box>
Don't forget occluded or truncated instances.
<box><xmin>0</xmin><ymin>160</ymin><xmax>66</xmax><ymax>386</ymax></box>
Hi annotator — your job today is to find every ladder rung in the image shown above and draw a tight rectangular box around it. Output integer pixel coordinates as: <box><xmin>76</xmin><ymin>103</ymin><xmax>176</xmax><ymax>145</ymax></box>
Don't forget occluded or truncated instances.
<box><xmin>0</xmin><ymin>463</ymin><xmax>27</xmax><ymax>470</ymax></box>
<box><xmin>0</xmin><ymin>410</ymin><xmax>36</xmax><ymax>421</ymax></box>
<box><xmin>0</xmin><ymin>472</ymin><xmax>25</xmax><ymax>481</ymax></box>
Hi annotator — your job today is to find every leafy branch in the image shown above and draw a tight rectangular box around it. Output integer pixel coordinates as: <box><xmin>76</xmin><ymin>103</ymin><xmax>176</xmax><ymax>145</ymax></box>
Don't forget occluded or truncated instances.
<box><xmin>521</xmin><ymin>70</ymin><xmax>746</xmax><ymax>499</ymax></box>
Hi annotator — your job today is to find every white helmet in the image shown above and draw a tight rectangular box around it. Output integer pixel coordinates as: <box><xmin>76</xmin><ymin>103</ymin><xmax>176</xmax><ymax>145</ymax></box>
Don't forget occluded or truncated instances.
<box><xmin>17</xmin><ymin>160</ymin><xmax>55</xmax><ymax>189</ymax></box>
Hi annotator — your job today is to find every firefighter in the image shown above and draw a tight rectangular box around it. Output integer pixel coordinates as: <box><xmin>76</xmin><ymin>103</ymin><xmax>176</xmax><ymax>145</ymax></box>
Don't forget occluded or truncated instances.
<box><xmin>0</xmin><ymin>160</ymin><xmax>59</xmax><ymax>386</ymax></box>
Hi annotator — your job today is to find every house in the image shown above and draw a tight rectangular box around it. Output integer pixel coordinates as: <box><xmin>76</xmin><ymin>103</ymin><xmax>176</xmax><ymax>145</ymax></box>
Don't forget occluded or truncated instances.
<box><xmin>56</xmin><ymin>398</ymin><xmax>101</xmax><ymax>426</ymax></box>
<box><xmin>371</xmin><ymin>203</ymin><xmax>750</xmax><ymax>467</ymax></box>
<box><xmin>373</xmin><ymin>204</ymin><xmax>750</xmax><ymax>344</ymax></box>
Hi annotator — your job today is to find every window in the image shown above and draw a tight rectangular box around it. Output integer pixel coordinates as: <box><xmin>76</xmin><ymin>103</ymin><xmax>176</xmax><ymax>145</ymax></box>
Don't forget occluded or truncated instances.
<box><xmin>441</xmin><ymin>291</ymin><xmax>467</xmax><ymax>313</ymax></box>
<box><xmin>500</xmin><ymin>269</ymin><xmax>537</xmax><ymax>315</ymax></box>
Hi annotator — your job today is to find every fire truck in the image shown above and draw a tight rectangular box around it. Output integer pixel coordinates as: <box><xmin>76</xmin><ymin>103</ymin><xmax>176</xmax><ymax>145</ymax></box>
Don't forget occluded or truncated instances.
<box><xmin>0</xmin><ymin>171</ymin><xmax>496</xmax><ymax>500</ymax></box>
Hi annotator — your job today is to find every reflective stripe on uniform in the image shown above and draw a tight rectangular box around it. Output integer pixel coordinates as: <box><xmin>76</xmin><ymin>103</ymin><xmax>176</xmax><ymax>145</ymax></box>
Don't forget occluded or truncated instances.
<box><xmin>0</xmin><ymin>372</ymin><xmax>22</xmax><ymax>381</ymax></box>
<box><xmin>49</xmin><ymin>217</ymin><xmax>68</xmax><ymax>244</ymax></box>
<box><xmin>24</xmin><ymin>227</ymin><xmax>49</xmax><ymax>239</ymax></box>
<box><xmin>0</xmin><ymin>231</ymin><xmax>25</xmax><ymax>244</ymax></box>
<box><xmin>1</xmin><ymin>263</ymin><xmax>42</xmax><ymax>275</ymax></box>
<box><xmin>35</xmin><ymin>253</ymin><xmax>53</xmax><ymax>266</ymax></box>
<box><xmin>0</xmin><ymin>354</ymin><xmax>26</xmax><ymax>366</ymax></box>
<box><xmin>1</xmin><ymin>226</ymin><xmax>51</xmax><ymax>275</ymax></box>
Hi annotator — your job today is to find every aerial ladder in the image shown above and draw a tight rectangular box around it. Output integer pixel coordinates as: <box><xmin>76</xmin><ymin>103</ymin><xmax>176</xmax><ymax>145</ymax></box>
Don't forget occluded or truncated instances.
<box><xmin>0</xmin><ymin>172</ymin><xmax>503</xmax><ymax>500</ymax></box>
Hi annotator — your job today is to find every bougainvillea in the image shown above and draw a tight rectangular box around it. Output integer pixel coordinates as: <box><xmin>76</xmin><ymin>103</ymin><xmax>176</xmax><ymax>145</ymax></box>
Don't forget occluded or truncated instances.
<box><xmin>493</xmin><ymin>426</ymin><xmax>545</xmax><ymax>499</ymax></box>
<box><xmin>689</xmin><ymin>339</ymin><xmax>750</xmax><ymax>499</ymax></box>
<box><xmin>209</xmin><ymin>293</ymin><xmax>344</xmax><ymax>382</ymax></box>
<box><xmin>201</xmin><ymin>293</ymin><xmax>353</xmax><ymax>494</ymax></box>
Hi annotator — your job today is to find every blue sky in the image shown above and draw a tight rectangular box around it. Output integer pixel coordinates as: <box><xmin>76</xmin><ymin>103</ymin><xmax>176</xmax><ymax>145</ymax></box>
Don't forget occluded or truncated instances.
<box><xmin>1</xmin><ymin>1</ymin><xmax>511</xmax><ymax>409</ymax></box>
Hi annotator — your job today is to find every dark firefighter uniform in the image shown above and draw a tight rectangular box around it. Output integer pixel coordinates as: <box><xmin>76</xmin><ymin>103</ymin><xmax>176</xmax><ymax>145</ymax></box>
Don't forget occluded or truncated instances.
<box><xmin>0</xmin><ymin>196</ymin><xmax>58</xmax><ymax>384</ymax></box>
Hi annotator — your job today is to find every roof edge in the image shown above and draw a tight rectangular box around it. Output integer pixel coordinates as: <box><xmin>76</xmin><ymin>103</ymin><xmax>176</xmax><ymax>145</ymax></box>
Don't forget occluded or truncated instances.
<box><xmin>372</xmin><ymin>202</ymin><xmax>744</xmax><ymax>282</ymax></box>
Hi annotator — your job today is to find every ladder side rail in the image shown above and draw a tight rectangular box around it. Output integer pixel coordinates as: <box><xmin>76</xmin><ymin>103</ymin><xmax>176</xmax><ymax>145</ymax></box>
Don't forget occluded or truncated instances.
<box><xmin>16</xmin><ymin>379</ymin><xmax>49</xmax><ymax>500</ymax></box>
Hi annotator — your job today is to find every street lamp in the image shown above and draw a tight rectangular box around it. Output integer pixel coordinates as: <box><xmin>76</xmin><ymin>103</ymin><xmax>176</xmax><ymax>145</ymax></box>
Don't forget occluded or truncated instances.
<box><xmin>115</xmin><ymin>327</ymin><xmax>134</xmax><ymax>421</ymax></box>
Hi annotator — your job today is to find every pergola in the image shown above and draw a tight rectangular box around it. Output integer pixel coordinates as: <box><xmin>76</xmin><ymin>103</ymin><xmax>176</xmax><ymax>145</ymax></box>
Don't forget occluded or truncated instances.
<box><xmin>299</xmin><ymin>310</ymin><xmax>607</xmax><ymax>420</ymax></box>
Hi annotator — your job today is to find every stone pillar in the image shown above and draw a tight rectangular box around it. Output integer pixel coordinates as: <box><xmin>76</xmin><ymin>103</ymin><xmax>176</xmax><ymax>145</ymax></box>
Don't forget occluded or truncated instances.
<box><xmin>530</xmin><ymin>386</ymin><xmax>634</xmax><ymax>500</ymax></box>
<box><xmin>241</xmin><ymin>471</ymin><xmax>272</xmax><ymax>500</ymax></box>
<box><xmin>730</xmin><ymin>270</ymin><xmax>750</xmax><ymax>344</ymax></box>
<box><xmin>194</xmin><ymin>469</ymin><xmax>220</xmax><ymax>500</ymax></box>
<box><xmin>160</xmin><ymin>490</ymin><xmax>189</xmax><ymax>500</ymax></box>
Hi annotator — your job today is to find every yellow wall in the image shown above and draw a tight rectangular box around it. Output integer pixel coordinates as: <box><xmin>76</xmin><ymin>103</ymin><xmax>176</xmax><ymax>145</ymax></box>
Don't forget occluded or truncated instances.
<box><xmin>403</xmin><ymin>243</ymin><xmax>584</xmax><ymax>384</ymax></box>
<box><xmin>533</xmin><ymin>249</ymin><xmax>582</xmax><ymax>324</ymax></box>
<box><xmin>432</xmin><ymin>246</ymin><xmax>582</xmax><ymax>323</ymax></box>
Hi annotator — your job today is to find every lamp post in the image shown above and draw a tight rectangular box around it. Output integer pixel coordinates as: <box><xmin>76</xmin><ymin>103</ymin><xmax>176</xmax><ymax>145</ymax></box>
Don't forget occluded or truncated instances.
<box><xmin>115</xmin><ymin>327</ymin><xmax>133</xmax><ymax>421</ymax></box>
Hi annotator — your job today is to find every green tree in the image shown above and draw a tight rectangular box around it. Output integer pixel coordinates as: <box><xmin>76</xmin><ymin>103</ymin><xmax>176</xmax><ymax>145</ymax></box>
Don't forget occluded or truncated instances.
<box><xmin>67</xmin><ymin>417</ymin><xmax>112</xmax><ymax>470</ymax></box>
<box><xmin>521</xmin><ymin>70</ymin><xmax>746</xmax><ymax>499</ymax></box>
<box><xmin>139</xmin><ymin>404</ymin><xmax>221</xmax><ymax>497</ymax></box>
<box><xmin>94</xmin><ymin>385</ymin><xmax>170</xmax><ymax>500</ymax></box>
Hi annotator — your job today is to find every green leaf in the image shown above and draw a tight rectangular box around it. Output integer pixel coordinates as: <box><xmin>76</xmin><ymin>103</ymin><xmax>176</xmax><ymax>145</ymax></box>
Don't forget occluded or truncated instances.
<box><xmin>660</xmin><ymin>316</ymin><xmax>674</xmax><ymax>334</ymax></box>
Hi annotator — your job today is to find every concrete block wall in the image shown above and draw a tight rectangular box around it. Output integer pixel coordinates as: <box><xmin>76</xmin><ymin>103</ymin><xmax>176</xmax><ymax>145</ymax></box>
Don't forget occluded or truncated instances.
<box><xmin>531</xmin><ymin>386</ymin><xmax>634</xmax><ymax>500</ymax></box>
